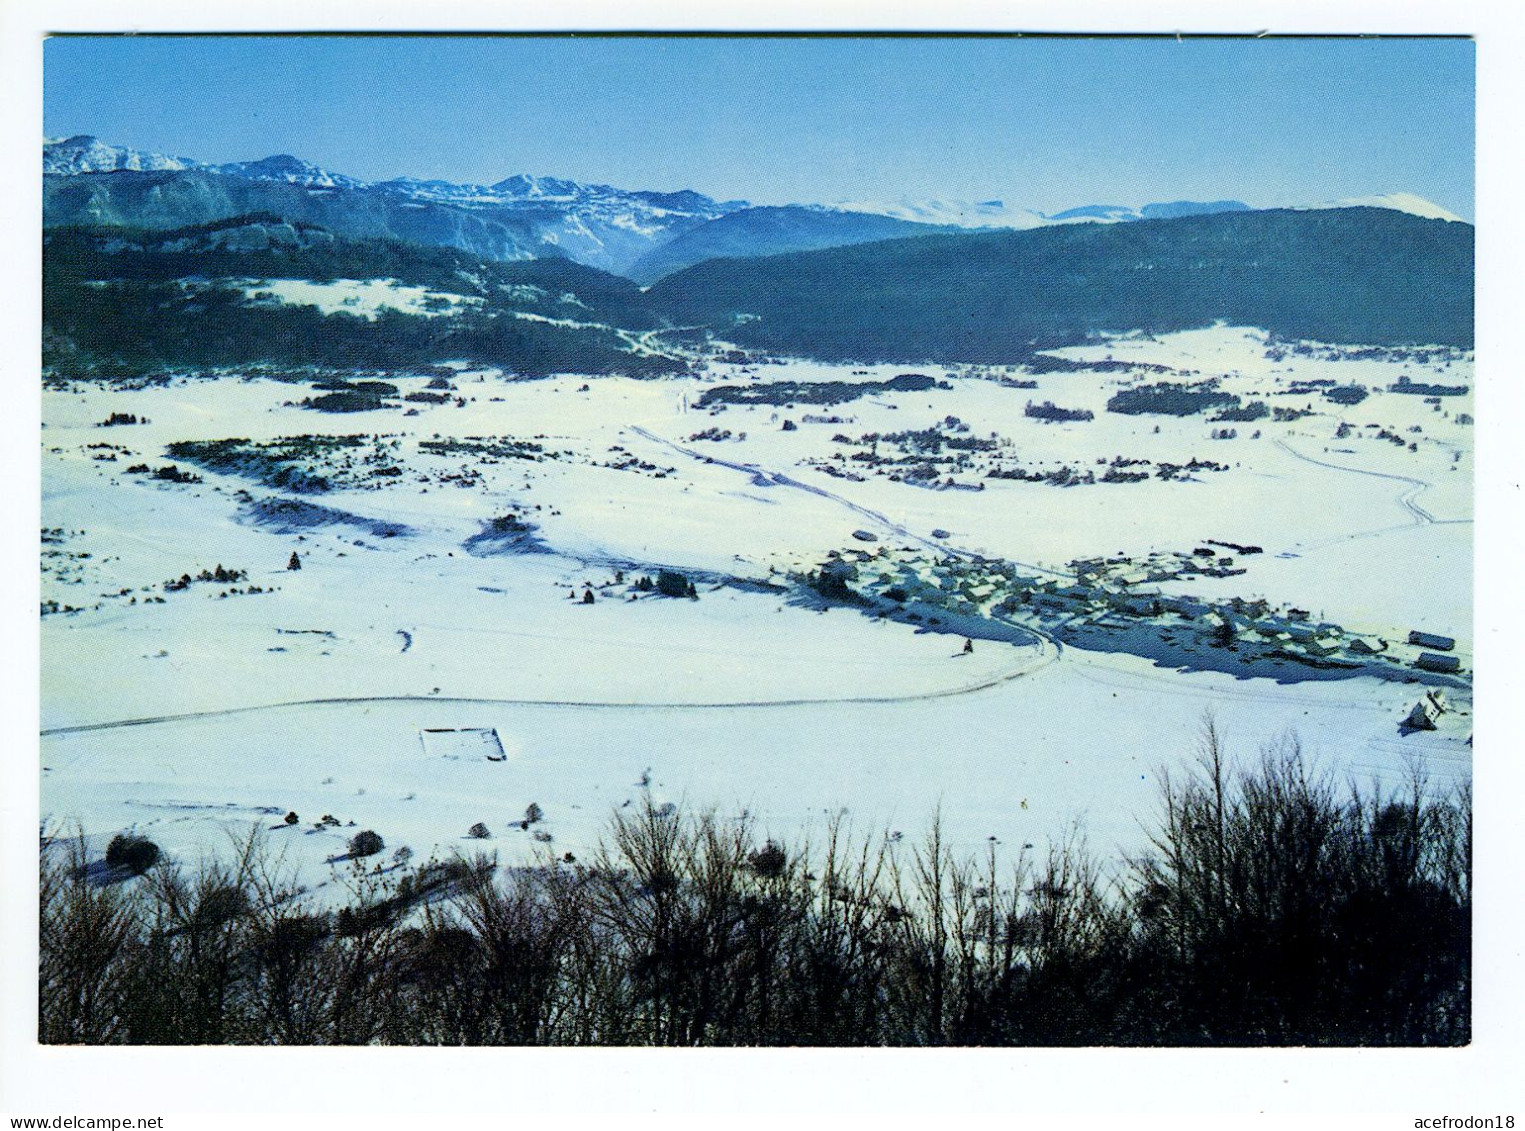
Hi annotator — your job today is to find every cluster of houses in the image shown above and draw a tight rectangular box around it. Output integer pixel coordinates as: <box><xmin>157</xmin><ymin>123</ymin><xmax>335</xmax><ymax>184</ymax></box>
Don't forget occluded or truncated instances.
<box><xmin>795</xmin><ymin>541</ymin><xmax>1468</xmax><ymax>688</ymax></box>
<box><xmin>1072</xmin><ymin>547</ymin><xmax>1250</xmax><ymax>587</ymax></box>
<box><xmin>1408</xmin><ymin>630</ymin><xmax>1461</xmax><ymax>673</ymax></box>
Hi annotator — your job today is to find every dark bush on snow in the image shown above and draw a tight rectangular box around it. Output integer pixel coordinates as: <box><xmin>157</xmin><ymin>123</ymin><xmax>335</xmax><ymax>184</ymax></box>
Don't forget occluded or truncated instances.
<box><xmin>349</xmin><ymin>830</ymin><xmax>385</xmax><ymax>858</ymax></box>
<box><xmin>104</xmin><ymin>833</ymin><xmax>159</xmax><ymax>875</ymax></box>
<box><xmin>655</xmin><ymin>569</ymin><xmax>691</xmax><ymax>598</ymax></box>
<box><xmin>1324</xmin><ymin>384</ymin><xmax>1369</xmax><ymax>406</ymax></box>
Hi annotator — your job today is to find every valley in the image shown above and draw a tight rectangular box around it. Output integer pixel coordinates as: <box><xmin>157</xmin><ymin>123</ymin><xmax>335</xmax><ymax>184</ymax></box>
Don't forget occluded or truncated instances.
<box><xmin>41</xmin><ymin>324</ymin><xmax>1473</xmax><ymax>901</ymax></box>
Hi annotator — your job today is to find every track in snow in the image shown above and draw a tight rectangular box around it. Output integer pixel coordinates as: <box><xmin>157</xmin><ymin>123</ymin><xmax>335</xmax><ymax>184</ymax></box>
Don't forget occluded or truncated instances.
<box><xmin>40</xmin><ymin>636</ymin><xmax>1057</xmax><ymax>737</ymax></box>
<box><xmin>1270</xmin><ymin>439</ymin><xmax>1471</xmax><ymax>557</ymax></box>
<box><xmin>1274</xmin><ymin>439</ymin><xmax>1442</xmax><ymax>524</ymax></box>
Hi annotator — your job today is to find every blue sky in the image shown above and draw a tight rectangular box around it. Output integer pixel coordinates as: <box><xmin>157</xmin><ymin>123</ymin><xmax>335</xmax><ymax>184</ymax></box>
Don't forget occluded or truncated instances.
<box><xmin>44</xmin><ymin>35</ymin><xmax>1474</xmax><ymax>217</ymax></box>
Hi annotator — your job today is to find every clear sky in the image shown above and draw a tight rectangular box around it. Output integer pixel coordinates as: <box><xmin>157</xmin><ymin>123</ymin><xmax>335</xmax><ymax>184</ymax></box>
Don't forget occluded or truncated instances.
<box><xmin>43</xmin><ymin>35</ymin><xmax>1474</xmax><ymax>217</ymax></box>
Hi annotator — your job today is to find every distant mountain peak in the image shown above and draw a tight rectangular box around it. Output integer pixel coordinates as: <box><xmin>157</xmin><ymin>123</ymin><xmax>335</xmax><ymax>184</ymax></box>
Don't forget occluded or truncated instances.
<box><xmin>490</xmin><ymin>173</ymin><xmax>586</xmax><ymax>200</ymax></box>
<box><xmin>1138</xmin><ymin>200</ymin><xmax>1252</xmax><ymax>220</ymax></box>
<box><xmin>210</xmin><ymin>153</ymin><xmax>365</xmax><ymax>190</ymax></box>
<box><xmin>1047</xmin><ymin>204</ymin><xmax>1136</xmax><ymax>222</ymax></box>
<box><xmin>244</xmin><ymin>154</ymin><xmax>317</xmax><ymax>172</ymax></box>
<box><xmin>1047</xmin><ymin>201</ymin><xmax>1252</xmax><ymax>224</ymax></box>
<box><xmin>826</xmin><ymin>198</ymin><xmax>1052</xmax><ymax>229</ymax></box>
<box><xmin>828</xmin><ymin>198</ymin><xmax>1254</xmax><ymax>230</ymax></box>
<box><xmin>42</xmin><ymin>135</ymin><xmax>748</xmax><ymax>275</ymax></box>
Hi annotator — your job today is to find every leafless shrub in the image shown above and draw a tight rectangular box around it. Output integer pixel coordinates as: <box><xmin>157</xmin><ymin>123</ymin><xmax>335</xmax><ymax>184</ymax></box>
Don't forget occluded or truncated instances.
<box><xmin>38</xmin><ymin>727</ymin><xmax>1470</xmax><ymax>1046</ymax></box>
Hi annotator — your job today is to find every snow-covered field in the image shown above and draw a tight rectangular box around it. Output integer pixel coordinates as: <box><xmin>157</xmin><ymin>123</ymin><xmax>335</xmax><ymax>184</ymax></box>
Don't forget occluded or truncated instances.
<box><xmin>40</xmin><ymin>326</ymin><xmax>1473</xmax><ymax>893</ymax></box>
<box><xmin>237</xmin><ymin>278</ymin><xmax>485</xmax><ymax>319</ymax></box>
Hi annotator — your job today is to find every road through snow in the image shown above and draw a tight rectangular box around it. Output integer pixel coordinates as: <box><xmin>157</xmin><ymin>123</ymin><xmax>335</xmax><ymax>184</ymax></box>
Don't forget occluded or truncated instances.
<box><xmin>628</xmin><ymin>423</ymin><xmax>1068</xmax><ymax>578</ymax></box>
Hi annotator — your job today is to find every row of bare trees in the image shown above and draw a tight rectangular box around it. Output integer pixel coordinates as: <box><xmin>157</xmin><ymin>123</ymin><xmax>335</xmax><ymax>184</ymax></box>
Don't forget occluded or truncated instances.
<box><xmin>39</xmin><ymin>728</ymin><xmax>1470</xmax><ymax>1046</ymax></box>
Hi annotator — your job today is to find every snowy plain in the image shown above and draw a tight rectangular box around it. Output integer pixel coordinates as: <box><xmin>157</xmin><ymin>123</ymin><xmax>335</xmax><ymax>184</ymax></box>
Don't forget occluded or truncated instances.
<box><xmin>40</xmin><ymin>325</ymin><xmax>1473</xmax><ymax>894</ymax></box>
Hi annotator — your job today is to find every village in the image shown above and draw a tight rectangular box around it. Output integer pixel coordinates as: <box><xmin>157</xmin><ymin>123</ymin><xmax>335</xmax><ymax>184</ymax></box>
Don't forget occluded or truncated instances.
<box><xmin>788</xmin><ymin>536</ymin><xmax>1470</xmax><ymax>707</ymax></box>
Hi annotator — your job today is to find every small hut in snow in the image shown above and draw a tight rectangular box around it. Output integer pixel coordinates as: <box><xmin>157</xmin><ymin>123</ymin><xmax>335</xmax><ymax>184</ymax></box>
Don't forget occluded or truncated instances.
<box><xmin>1402</xmin><ymin>700</ymin><xmax>1439</xmax><ymax>732</ymax></box>
<box><xmin>1408</xmin><ymin>630</ymin><xmax>1456</xmax><ymax>652</ymax></box>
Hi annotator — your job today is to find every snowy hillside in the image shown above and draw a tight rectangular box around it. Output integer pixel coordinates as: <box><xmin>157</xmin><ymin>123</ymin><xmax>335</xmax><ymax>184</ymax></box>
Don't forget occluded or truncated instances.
<box><xmin>1299</xmin><ymin>192</ymin><xmax>1465</xmax><ymax>222</ymax></box>
<box><xmin>43</xmin><ymin>136</ymin><xmax>745</xmax><ymax>274</ymax></box>
<box><xmin>835</xmin><ymin>198</ymin><xmax>1254</xmax><ymax>228</ymax></box>
<box><xmin>209</xmin><ymin>153</ymin><xmax>367</xmax><ymax>190</ymax></box>
<box><xmin>837</xmin><ymin>195</ymin><xmax>1462</xmax><ymax>229</ymax></box>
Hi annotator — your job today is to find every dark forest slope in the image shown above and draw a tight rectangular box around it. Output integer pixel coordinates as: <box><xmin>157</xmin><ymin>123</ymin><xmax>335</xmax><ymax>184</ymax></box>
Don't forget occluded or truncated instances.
<box><xmin>648</xmin><ymin>208</ymin><xmax>1473</xmax><ymax>361</ymax></box>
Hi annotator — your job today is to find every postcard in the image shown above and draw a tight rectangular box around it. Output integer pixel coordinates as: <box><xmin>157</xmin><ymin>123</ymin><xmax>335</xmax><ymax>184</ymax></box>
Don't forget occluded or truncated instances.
<box><xmin>7</xmin><ymin>12</ymin><xmax>1519</xmax><ymax>1121</ymax></box>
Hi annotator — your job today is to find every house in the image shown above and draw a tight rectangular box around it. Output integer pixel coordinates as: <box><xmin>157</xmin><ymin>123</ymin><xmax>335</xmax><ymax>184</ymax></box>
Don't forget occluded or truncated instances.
<box><xmin>1415</xmin><ymin>652</ymin><xmax>1461</xmax><ymax>674</ymax></box>
<box><xmin>1408</xmin><ymin>630</ymin><xmax>1456</xmax><ymax>652</ymax></box>
<box><xmin>1226</xmin><ymin>596</ymin><xmax>1271</xmax><ymax>620</ymax></box>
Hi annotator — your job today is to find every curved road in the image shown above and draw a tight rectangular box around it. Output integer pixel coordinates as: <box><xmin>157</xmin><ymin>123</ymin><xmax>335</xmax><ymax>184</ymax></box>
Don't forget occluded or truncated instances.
<box><xmin>41</xmin><ymin>633</ymin><xmax>1058</xmax><ymax>737</ymax></box>
<box><xmin>1270</xmin><ymin>439</ymin><xmax>1472</xmax><ymax>559</ymax></box>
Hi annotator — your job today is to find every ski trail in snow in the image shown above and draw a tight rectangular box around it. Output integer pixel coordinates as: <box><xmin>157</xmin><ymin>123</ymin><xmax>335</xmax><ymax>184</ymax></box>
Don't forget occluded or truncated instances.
<box><xmin>1270</xmin><ymin>439</ymin><xmax>1470</xmax><ymax>559</ymax></box>
<box><xmin>1273</xmin><ymin>439</ymin><xmax>1439</xmax><ymax>524</ymax></box>
<box><xmin>40</xmin><ymin>640</ymin><xmax>1058</xmax><ymax>737</ymax></box>
<box><xmin>1063</xmin><ymin>649</ymin><xmax>1410</xmax><ymax>712</ymax></box>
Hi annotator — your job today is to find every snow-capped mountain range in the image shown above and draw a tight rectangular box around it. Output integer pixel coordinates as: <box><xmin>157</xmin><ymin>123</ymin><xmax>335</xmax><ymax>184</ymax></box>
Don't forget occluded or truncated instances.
<box><xmin>44</xmin><ymin>136</ymin><xmax>746</xmax><ymax>274</ymax></box>
<box><xmin>43</xmin><ymin>134</ymin><xmax>202</xmax><ymax>174</ymax></box>
<box><xmin>43</xmin><ymin>135</ymin><xmax>738</xmax><ymax>213</ymax></box>
<box><xmin>43</xmin><ymin>135</ymin><xmax>1467</xmax><ymax>278</ymax></box>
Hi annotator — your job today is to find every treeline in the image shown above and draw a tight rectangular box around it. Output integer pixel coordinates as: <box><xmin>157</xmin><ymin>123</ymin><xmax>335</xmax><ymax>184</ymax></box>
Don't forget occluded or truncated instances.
<box><xmin>40</xmin><ymin>731</ymin><xmax>1469</xmax><ymax>1046</ymax></box>
<box><xmin>43</xmin><ymin>276</ymin><xmax>685</xmax><ymax>381</ymax></box>
<box><xmin>1107</xmin><ymin>382</ymin><xmax>1239</xmax><ymax>417</ymax></box>
<box><xmin>43</xmin><ymin>220</ymin><xmax>485</xmax><ymax>292</ymax></box>
<box><xmin>695</xmin><ymin>373</ymin><xmax>941</xmax><ymax>409</ymax></box>
<box><xmin>42</xmin><ymin>206</ymin><xmax>1474</xmax><ymax>379</ymax></box>
<box><xmin>43</xmin><ymin>219</ymin><xmax>684</xmax><ymax>380</ymax></box>
<box><xmin>46</xmin><ymin>221</ymin><xmax>665</xmax><ymax>331</ymax></box>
